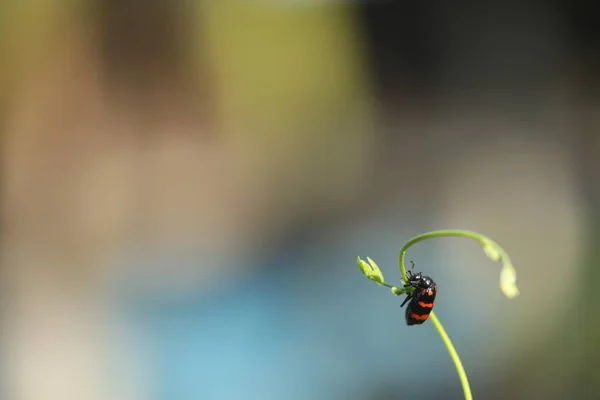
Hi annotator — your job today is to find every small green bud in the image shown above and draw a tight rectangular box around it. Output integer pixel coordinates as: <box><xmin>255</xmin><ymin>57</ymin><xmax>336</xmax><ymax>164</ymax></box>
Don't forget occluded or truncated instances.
<box><xmin>500</xmin><ymin>264</ymin><xmax>519</xmax><ymax>299</ymax></box>
<box><xmin>357</xmin><ymin>256</ymin><xmax>370</xmax><ymax>275</ymax></box>
<box><xmin>357</xmin><ymin>256</ymin><xmax>385</xmax><ymax>285</ymax></box>
<box><xmin>391</xmin><ymin>286</ymin><xmax>405</xmax><ymax>296</ymax></box>
<box><xmin>481</xmin><ymin>240</ymin><xmax>501</xmax><ymax>261</ymax></box>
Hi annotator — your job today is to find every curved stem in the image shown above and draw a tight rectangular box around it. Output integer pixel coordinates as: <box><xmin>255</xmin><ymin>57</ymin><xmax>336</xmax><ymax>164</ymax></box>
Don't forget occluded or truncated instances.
<box><xmin>397</xmin><ymin>230</ymin><xmax>518</xmax><ymax>400</ymax></box>
<box><xmin>398</xmin><ymin>230</ymin><xmax>511</xmax><ymax>283</ymax></box>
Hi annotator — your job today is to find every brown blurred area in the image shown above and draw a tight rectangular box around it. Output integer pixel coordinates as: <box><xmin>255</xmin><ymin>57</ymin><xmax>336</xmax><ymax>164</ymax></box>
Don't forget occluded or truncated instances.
<box><xmin>3</xmin><ymin>1</ymin><xmax>372</xmax><ymax>279</ymax></box>
<box><xmin>2</xmin><ymin>1</ymin><xmax>600</xmax><ymax>400</ymax></box>
<box><xmin>3</xmin><ymin>2</ymin><xmax>375</xmax><ymax>399</ymax></box>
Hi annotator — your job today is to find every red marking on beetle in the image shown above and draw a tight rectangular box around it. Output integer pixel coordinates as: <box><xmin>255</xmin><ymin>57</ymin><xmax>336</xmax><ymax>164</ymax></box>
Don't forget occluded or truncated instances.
<box><xmin>410</xmin><ymin>313</ymin><xmax>430</xmax><ymax>321</ymax></box>
<box><xmin>417</xmin><ymin>301</ymin><xmax>434</xmax><ymax>308</ymax></box>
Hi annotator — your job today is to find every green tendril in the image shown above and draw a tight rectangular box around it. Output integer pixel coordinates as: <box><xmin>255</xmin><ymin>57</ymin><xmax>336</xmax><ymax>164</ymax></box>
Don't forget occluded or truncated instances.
<box><xmin>357</xmin><ymin>230</ymin><xmax>519</xmax><ymax>400</ymax></box>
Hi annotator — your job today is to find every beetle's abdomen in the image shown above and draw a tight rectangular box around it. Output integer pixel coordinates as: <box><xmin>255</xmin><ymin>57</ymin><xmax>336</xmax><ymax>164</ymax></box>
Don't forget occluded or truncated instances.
<box><xmin>405</xmin><ymin>285</ymin><xmax>437</xmax><ymax>326</ymax></box>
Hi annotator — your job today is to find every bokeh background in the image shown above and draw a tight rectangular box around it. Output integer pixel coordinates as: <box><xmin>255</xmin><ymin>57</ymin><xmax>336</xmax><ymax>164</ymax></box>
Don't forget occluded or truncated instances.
<box><xmin>2</xmin><ymin>1</ymin><xmax>599</xmax><ymax>399</ymax></box>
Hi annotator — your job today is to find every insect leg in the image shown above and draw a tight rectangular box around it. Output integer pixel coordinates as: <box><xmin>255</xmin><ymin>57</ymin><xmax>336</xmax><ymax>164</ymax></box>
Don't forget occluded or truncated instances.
<box><xmin>400</xmin><ymin>294</ymin><xmax>413</xmax><ymax>308</ymax></box>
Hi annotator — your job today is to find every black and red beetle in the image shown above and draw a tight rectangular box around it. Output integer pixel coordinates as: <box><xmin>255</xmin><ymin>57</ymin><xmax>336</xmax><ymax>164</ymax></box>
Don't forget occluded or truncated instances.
<box><xmin>400</xmin><ymin>261</ymin><xmax>437</xmax><ymax>325</ymax></box>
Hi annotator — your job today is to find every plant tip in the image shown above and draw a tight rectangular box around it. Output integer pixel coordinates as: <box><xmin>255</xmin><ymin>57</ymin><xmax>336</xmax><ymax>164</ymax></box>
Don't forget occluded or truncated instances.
<box><xmin>500</xmin><ymin>265</ymin><xmax>519</xmax><ymax>299</ymax></box>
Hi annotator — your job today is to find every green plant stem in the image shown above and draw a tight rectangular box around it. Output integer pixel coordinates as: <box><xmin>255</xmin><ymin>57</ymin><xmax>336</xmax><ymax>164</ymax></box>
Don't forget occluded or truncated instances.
<box><xmin>398</xmin><ymin>229</ymin><xmax>510</xmax><ymax>282</ymax></box>
<box><xmin>429</xmin><ymin>311</ymin><xmax>472</xmax><ymax>400</ymax></box>
<box><xmin>397</xmin><ymin>229</ymin><xmax>514</xmax><ymax>400</ymax></box>
<box><xmin>378</xmin><ymin>282</ymin><xmax>395</xmax><ymax>289</ymax></box>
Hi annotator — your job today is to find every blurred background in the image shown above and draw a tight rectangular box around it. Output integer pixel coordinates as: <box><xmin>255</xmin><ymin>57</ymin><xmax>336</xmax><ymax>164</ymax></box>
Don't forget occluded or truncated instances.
<box><xmin>1</xmin><ymin>1</ymin><xmax>599</xmax><ymax>399</ymax></box>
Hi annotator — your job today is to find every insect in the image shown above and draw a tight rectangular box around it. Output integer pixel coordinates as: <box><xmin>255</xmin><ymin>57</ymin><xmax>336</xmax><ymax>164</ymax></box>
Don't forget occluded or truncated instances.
<box><xmin>400</xmin><ymin>261</ymin><xmax>437</xmax><ymax>325</ymax></box>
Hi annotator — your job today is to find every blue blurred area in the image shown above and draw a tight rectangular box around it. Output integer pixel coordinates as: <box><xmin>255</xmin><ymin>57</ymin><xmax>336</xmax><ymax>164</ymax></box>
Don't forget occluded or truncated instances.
<box><xmin>110</xmin><ymin>210</ymin><xmax>499</xmax><ymax>399</ymax></box>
